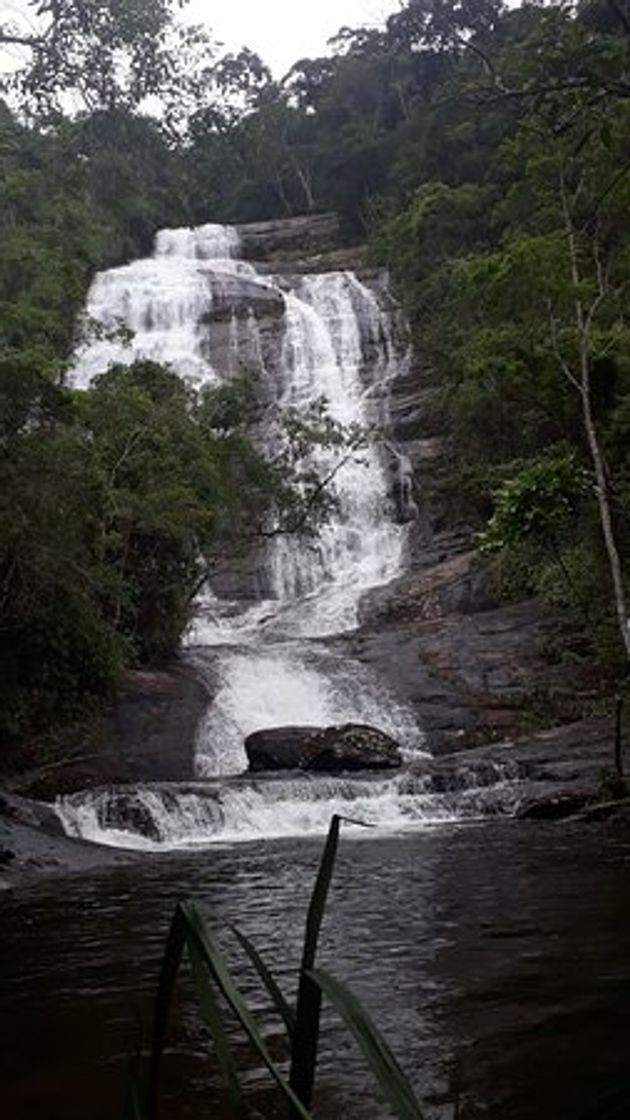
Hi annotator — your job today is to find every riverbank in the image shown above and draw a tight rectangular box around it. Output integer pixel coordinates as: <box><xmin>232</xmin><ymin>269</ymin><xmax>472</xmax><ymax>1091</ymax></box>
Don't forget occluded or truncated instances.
<box><xmin>0</xmin><ymin>791</ymin><xmax>141</xmax><ymax>888</ymax></box>
<box><xmin>1</xmin><ymin>661</ymin><xmax>211</xmax><ymax>800</ymax></box>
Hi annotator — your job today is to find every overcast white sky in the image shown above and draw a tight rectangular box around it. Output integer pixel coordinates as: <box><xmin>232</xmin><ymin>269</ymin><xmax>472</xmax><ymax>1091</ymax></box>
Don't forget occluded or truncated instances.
<box><xmin>1</xmin><ymin>1</ymin><xmax>402</xmax><ymax>82</ymax></box>
<box><xmin>188</xmin><ymin>0</ymin><xmax>401</xmax><ymax>77</ymax></box>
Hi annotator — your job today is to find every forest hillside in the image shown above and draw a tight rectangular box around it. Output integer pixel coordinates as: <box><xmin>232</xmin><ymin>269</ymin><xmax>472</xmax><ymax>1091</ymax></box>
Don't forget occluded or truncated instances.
<box><xmin>2</xmin><ymin>0</ymin><xmax>630</xmax><ymax>755</ymax></box>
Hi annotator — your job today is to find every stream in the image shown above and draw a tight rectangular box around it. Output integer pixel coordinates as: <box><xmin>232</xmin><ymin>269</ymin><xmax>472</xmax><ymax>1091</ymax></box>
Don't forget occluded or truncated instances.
<box><xmin>2</xmin><ymin>823</ymin><xmax>630</xmax><ymax>1119</ymax></box>
<box><xmin>3</xmin><ymin>220</ymin><xmax>629</xmax><ymax>1119</ymax></box>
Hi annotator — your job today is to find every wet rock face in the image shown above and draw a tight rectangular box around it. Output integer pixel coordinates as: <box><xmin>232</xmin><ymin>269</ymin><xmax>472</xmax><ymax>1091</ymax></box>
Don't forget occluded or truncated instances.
<box><xmin>384</xmin><ymin>446</ymin><xmax>419</xmax><ymax>525</ymax></box>
<box><xmin>516</xmin><ymin>791</ymin><xmax>593</xmax><ymax>820</ymax></box>
<box><xmin>0</xmin><ymin>792</ymin><xmax>66</xmax><ymax>836</ymax></box>
<box><xmin>236</xmin><ymin>213</ymin><xmax>341</xmax><ymax>263</ymax></box>
<box><xmin>94</xmin><ymin>792</ymin><xmax>163</xmax><ymax>841</ymax></box>
<box><xmin>197</xmin><ymin>272</ymin><xmax>286</xmax><ymax>390</ymax></box>
<box><xmin>245</xmin><ymin>723</ymin><xmax>402</xmax><ymax>772</ymax></box>
<box><xmin>3</xmin><ymin>663</ymin><xmax>212</xmax><ymax>799</ymax></box>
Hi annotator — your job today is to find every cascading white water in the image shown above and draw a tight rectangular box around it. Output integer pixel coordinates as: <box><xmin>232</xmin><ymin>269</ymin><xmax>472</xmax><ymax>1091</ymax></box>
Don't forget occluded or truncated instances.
<box><xmin>58</xmin><ymin>219</ymin><xmax>487</xmax><ymax>848</ymax></box>
<box><xmin>56</xmin><ymin>764</ymin><xmax>525</xmax><ymax>851</ymax></box>
<box><xmin>194</xmin><ymin>644</ymin><xmax>425</xmax><ymax>777</ymax></box>
<box><xmin>154</xmin><ymin>223</ymin><xmax>240</xmax><ymax>260</ymax></box>
<box><xmin>265</xmin><ymin>275</ymin><xmax>402</xmax><ymax>633</ymax></box>
<box><xmin>70</xmin><ymin>222</ymin><xmax>257</xmax><ymax>387</ymax></box>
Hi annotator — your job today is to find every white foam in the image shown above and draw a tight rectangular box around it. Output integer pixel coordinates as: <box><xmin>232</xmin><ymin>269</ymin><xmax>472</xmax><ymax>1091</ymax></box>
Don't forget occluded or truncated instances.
<box><xmin>59</xmin><ymin>222</ymin><xmax>437</xmax><ymax>848</ymax></box>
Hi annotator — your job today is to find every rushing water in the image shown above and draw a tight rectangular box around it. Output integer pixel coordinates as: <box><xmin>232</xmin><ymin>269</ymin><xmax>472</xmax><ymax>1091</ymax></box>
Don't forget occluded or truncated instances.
<box><xmin>5</xmin><ymin>222</ymin><xmax>630</xmax><ymax>1120</ymax></box>
<box><xmin>2</xmin><ymin>823</ymin><xmax>630</xmax><ymax>1120</ymax></box>
<box><xmin>60</xmin><ymin>221</ymin><xmax>455</xmax><ymax>847</ymax></box>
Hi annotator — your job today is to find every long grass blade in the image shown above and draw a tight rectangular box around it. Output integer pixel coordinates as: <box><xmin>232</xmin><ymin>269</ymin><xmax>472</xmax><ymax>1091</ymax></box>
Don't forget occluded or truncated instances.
<box><xmin>125</xmin><ymin>1081</ymin><xmax>145</xmax><ymax>1120</ymax></box>
<box><xmin>231</xmin><ymin>925</ymin><xmax>296</xmax><ymax>1040</ymax></box>
<box><xmin>179</xmin><ymin>901</ymin><xmax>314</xmax><ymax>1120</ymax></box>
<box><xmin>188</xmin><ymin>940</ymin><xmax>243</xmax><ymax>1116</ymax></box>
<box><xmin>147</xmin><ymin>902</ymin><xmax>188</xmax><ymax>1120</ymax></box>
<box><xmin>308</xmin><ymin>966</ymin><xmax>427</xmax><ymax>1120</ymax></box>
<box><xmin>123</xmin><ymin>1049</ymin><xmax>146</xmax><ymax>1120</ymax></box>
<box><xmin>122</xmin><ymin>1015</ymin><xmax>146</xmax><ymax>1120</ymax></box>
<box><xmin>289</xmin><ymin>814</ymin><xmax>341</xmax><ymax>1111</ymax></box>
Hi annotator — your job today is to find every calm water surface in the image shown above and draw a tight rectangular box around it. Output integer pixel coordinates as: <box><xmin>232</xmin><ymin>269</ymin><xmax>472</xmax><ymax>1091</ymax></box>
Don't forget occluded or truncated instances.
<box><xmin>2</xmin><ymin>820</ymin><xmax>630</xmax><ymax>1120</ymax></box>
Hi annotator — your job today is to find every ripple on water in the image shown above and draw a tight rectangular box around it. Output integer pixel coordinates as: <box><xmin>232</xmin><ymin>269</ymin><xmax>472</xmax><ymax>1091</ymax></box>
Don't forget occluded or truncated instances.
<box><xmin>2</xmin><ymin>823</ymin><xmax>630</xmax><ymax>1120</ymax></box>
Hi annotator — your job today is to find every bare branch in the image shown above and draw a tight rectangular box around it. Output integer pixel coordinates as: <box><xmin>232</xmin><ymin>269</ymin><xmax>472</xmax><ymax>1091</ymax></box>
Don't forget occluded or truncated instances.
<box><xmin>260</xmin><ymin>442</ymin><xmax>363</xmax><ymax>539</ymax></box>
<box><xmin>582</xmin><ymin>159</ymin><xmax>630</xmax><ymax>229</ymax></box>
<box><xmin>0</xmin><ymin>29</ymin><xmax>40</xmax><ymax>48</ymax></box>
<box><xmin>108</xmin><ymin>425</ymin><xmax>150</xmax><ymax>488</ymax></box>
<box><xmin>547</xmin><ymin>299</ymin><xmax>580</xmax><ymax>389</ymax></box>
<box><xmin>583</xmin><ymin>232</ymin><xmax>609</xmax><ymax>335</ymax></box>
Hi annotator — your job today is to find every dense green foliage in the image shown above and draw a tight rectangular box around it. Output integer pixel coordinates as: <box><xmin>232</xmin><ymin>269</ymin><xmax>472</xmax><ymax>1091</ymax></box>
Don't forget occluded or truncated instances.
<box><xmin>0</xmin><ymin>358</ymin><xmax>341</xmax><ymax>742</ymax></box>
<box><xmin>2</xmin><ymin>0</ymin><xmax>630</xmax><ymax>749</ymax></box>
<box><xmin>370</xmin><ymin>0</ymin><xmax>630</xmax><ymax>664</ymax></box>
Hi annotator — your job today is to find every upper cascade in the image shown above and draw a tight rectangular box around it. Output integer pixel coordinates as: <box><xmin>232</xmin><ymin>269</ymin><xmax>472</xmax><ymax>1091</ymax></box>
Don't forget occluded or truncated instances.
<box><xmin>70</xmin><ymin>219</ymin><xmax>408</xmax><ymax>640</ymax></box>
<box><xmin>71</xmin><ymin>215</ymin><xmax>413</xmax><ymax>692</ymax></box>
<box><xmin>155</xmin><ymin>222</ymin><xmax>240</xmax><ymax>261</ymax></box>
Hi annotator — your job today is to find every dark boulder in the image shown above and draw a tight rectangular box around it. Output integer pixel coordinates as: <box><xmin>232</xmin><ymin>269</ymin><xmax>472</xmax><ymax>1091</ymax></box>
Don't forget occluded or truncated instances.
<box><xmin>515</xmin><ymin>791</ymin><xmax>593</xmax><ymax>821</ymax></box>
<box><xmin>244</xmin><ymin>726</ymin><xmax>319</xmax><ymax>771</ymax></box>
<box><xmin>306</xmin><ymin>724</ymin><xmax>403</xmax><ymax>772</ymax></box>
<box><xmin>245</xmin><ymin>723</ymin><xmax>402</xmax><ymax>773</ymax></box>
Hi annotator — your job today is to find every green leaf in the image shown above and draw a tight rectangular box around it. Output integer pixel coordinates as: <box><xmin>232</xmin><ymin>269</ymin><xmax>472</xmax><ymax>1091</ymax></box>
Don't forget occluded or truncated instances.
<box><xmin>188</xmin><ymin>940</ymin><xmax>243</xmax><ymax>1116</ymax></box>
<box><xmin>125</xmin><ymin>1081</ymin><xmax>145</xmax><ymax>1120</ymax></box>
<box><xmin>231</xmin><ymin>924</ymin><xmax>296</xmax><ymax>1040</ymax></box>
<box><xmin>179</xmin><ymin>902</ymin><xmax>314</xmax><ymax>1120</ymax></box>
<box><xmin>147</xmin><ymin>903</ymin><xmax>188</xmax><ymax>1120</ymax></box>
<box><xmin>307</xmin><ymin>967</ymin><xmax>427</xmax><ymax>1120</ymax></box>
<box><xmin>122</xmin><ymin>1038</ymin><xmax>146</xmax><ymax>1120</ymax></box>
<box><xmin>289</xmin><ymin>813</ymin><xmax>341</xmax><ymax>1111</ymax></box>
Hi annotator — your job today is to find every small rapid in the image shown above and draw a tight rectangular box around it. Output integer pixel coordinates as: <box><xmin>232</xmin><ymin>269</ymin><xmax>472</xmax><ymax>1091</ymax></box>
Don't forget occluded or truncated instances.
<box><xmin>55</xmin><ymin>766</ymin><xmax>525</xmax><ymax>851</ymax></box>
<box><xmin>192</xmin><ymin>644</ymin><xmax>425</xmax><ymax>777</ymax></box>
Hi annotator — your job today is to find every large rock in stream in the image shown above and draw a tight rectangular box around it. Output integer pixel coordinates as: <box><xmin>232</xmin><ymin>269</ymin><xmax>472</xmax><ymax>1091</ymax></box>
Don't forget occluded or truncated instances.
<box><xmin>245</xmin><ymin>723</ymin><xmax>403</xmax><ymax>773</ymax></box>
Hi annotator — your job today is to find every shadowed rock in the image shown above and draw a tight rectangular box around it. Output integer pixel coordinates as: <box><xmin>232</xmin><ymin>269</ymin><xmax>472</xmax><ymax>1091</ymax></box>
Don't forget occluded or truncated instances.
<box><xmin>516</xmin><ymin>791</ymin><xmax>593</xmax><ymax>820</ymax></box>
<box><xmin>236</xmin><ymin>213</ymin><xmax>341</xmax><ymax>262</ymax></box>
<box><xmin>245</xmin><ymin>723</ymin><xmax>402</xmax><ymax>773</ymax></box>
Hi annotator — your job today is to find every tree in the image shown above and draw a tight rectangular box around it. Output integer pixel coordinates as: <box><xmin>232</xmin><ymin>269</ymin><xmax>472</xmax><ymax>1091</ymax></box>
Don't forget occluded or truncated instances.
<box><xmin>0</xmin><ymin>0</ymin><xmax>192</xmax><ymax>114</ymax></box>
<box><xmin>372</xmin><ymin>0</ymin><xmax>630</xmax><ymax>663</ymax></box>
<box><xmin>463</xmin><ymin>14</ymin><xmax>630</xmax><ymax>659</ymax></box>
<box><xmin>0</xmin><ymin>357</ymin><xmax>361</xmax><ymax>744</ymax></box>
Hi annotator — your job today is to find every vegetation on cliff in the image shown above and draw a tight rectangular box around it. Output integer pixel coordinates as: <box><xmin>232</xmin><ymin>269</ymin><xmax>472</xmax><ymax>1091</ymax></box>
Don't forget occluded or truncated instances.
<box><xmin>371</xmin><ymin>0</ymin><xmax>630</xmax><ymax>670</ymax></box>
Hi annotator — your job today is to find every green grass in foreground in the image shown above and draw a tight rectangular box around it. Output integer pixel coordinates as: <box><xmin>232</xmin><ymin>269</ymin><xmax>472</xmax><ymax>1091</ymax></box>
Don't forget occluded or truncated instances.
<box><xmin>129</xmin><ymin>815</ymin><xmax>630</xmax><ymax>1120</ymax></box>
<box><xmin>133</xmin><ymin>814</ymin><xmax>427</xmax><ymax>1120</ymax></box>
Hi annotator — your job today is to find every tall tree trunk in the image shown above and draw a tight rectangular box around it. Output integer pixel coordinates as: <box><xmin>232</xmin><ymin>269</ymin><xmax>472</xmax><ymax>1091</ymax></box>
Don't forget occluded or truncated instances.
<box><xmin>561</xmin><ymin>174</ymin><xmax>630</xmax><ymax>660</ymax></box>
<box><xmin>289</xmin><ymin>156</ymin><xmax>315</xmax><ymax>213</ymax></box>
<box><xmin>578</xmin><ymin>339</ymin><xmax>630</xmax><ymax>659</ymax></box>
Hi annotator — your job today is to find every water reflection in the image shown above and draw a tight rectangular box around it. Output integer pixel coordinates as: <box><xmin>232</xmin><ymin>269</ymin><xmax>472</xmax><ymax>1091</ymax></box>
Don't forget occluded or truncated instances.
<box><xmin>1</xmin><ymin>821</ymin><xmax>630</xmax><ymax>1119</ymax></box>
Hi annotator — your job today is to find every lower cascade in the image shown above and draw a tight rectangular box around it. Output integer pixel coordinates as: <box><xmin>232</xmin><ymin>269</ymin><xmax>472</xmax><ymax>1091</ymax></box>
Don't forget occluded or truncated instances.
<box><xmin>54</xmin><ymin>219</ymin><xmax>511</xmax><ymax>848</ymax></box>
<box><xmin>56</xmin><ymin>770</ymin><xmax>524</xmax><ymax>850</ymax></box>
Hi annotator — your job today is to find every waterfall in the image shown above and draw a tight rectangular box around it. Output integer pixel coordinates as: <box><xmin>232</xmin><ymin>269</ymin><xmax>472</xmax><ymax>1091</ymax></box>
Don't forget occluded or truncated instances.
<box><xmin>60</xmin><ymin>219</ymin><xmax>484</xmax><ymax>848</ymax></box>
<box><xmin>70</xmin><ymin>222</ymin><xmax>258</xmax><ymax>388</ymax></box>
<box><xmin>193</xmin><ymin>645</ymin><xmax>425</xmax><ymax>778</ymax></box>
<box><xmin>266</xmin><ymin>275</ymin><xmax>402</xmax><ymax>631</ymax></box>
